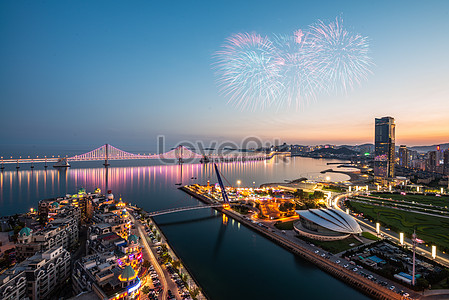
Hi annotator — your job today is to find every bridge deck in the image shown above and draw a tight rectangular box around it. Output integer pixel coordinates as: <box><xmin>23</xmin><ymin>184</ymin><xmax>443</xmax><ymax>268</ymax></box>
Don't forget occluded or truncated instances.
<box><xmin>146</xmin><ymin>204</ymin><xmax>223</xmax><ymax>217</ymax></box>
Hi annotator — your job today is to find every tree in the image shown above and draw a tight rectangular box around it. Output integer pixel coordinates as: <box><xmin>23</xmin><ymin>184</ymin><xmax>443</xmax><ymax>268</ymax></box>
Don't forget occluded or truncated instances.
<box><xmin>310</xmin><ymin>191</ymin><xmax>324</xmax><ymax>200</ymax></box>
<box><xmin>142</xmin><ymin>285</ymin><xmax>151</xmax><ymax>295</ymax></box>
<box><xmin>191</xmin><ymin>287</ymin><xmax>201</xmax><ymax>298</ymax></box>
<box><xmin>279</xmin><ymin>202</ymin><xmax>295</xmax><ymax>212</ymax></box>
<box><xmin>172</xmin><ymin>259</ymin><xmax>181</xmax><ymax>271</ymax></box>
<box><xmin>293</xmin><ymin>189</ymin><xmax>307</xmax><ymax>199</ymax></box>
<box><xmin>142</xmin><ymin>260</ymin><xmax>152</xmax><ymax>269</ymax></box>
<box><xmin>416</xmin><ymin>277</ymin><xmax>429</xmax><ymax>291</ymax></box>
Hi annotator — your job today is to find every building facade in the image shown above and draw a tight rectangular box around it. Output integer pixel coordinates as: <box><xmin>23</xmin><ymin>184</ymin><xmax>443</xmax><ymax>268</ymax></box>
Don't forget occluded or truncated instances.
<box><xmin>398</xmin><ymin>145</ymin><xmax>409</xmax><ymax>167</ymax></box>
<box><xmin>16</xmin><ymin>217</ymin><xmax>79</xmax><ymax>261</ymax></box>
<box><xmin>0</xmin><ymin>266</ymin><xmax>27</xmax><ymax>300</ymax></box>
<box><xmin>374</xmin><ymin>116</ymin><xmax>396</xmax><ymax>181</ymax></box>
<box><xmin>444</xmin><ymin>149</ymin><xmax>449</xmax><ymax>176</ymax></box>
<box><xmin>72</xmin><ymin>253</ymin><xmax>141</xmax><ymax>300</ymax></box>
<box><xmin>0</xmin><ymin>246</ymin><xmax>70</xmax><ymax>300</ymax></box>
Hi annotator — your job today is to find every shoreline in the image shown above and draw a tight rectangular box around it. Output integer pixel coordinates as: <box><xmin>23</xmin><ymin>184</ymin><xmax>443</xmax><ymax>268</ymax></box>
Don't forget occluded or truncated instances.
<box><xmin>179</xmin><ymin>186</ymin><xmax>401</xmax><ymax>300</ymax></box>
<box><xmin>132</xmin><ymin>206</ymin><xmax>208</xmax><ymax>300</ymax></box>
<box><xmin>150</xmin><ymin>217</ymin><xmax>209</xmax><ymax>300</ymax></box>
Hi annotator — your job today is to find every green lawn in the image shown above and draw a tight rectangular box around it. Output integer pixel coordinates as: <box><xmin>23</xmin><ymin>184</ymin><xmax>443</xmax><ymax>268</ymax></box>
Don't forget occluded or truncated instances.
<box><xmin>362</xmin><ymin>231</ymin><xmax>380</xmax><ymax>241</ymax></box>
<box><xmin>298</xmin><ymin>235</ymin><xmax>362</xmax><ymax>254</ymax></box>
<box><xmin>231</xmin><ymin>205</ymin><xmax>251</xmax><ymax>215</ymax></box>
<box><xmin>373</xmin><ymin>193</ymin><xmax>449</xmax><ymax>208</ymax></box>
<box><xmin>274</xmin><ymin>220</ymin><xmax>294</xmax><ymax>230</ymax></box>
<box><xmin>349</xmin><ymin>201</ymin><xmax>449</xmax><ymax>251</ymax></box>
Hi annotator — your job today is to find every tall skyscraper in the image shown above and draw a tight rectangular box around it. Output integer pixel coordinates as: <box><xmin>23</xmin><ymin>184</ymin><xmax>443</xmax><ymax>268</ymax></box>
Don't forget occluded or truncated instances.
<box><xmin>443</xmin><ymin>149</ymin><xmax>449</xmax><ymax>175</ymax></box>
<box><xmin>374</xmin><ymin>116</ymin><xmax>395</xmax><ymax>180</ymax></box>
<box><xmin>427</xmin><ymin>151</ymin><xmax>437</xmax><ymax>172</ymax></box>
<box><xmin>398</xmin><ymin>145</ymin><xmax>409</xmax><ymax>167</ymax></box>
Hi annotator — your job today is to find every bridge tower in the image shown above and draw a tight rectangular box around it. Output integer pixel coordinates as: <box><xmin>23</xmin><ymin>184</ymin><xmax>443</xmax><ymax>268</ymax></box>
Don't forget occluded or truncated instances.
<box><xmin>176</xmin><ymin>145</ymin><xmax>184</xmax><ymax>164</ymax></box>
<box><xmin>214</xmin><ymin>163</ymin><xmax>230</xmax><ymax>208</ymax></box>
<box><xmin>104</xmin><ymin>144</ymin><xmax>110</xmax><ymax>167</ymax></box>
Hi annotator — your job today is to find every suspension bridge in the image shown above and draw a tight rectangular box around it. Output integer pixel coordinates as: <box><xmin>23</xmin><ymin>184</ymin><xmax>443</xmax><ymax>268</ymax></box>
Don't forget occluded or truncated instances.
<box><xmin>0</xmin><ymin>144</ymin><xmax>276</xmax><ymax>169</ymax></box>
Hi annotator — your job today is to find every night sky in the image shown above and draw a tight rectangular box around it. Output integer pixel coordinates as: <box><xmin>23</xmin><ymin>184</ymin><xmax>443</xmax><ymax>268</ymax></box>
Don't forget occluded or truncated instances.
<box><xmin>1</xmin><ymin>0</ymin><xmax>448</xmax><ymax>152</ymax></box>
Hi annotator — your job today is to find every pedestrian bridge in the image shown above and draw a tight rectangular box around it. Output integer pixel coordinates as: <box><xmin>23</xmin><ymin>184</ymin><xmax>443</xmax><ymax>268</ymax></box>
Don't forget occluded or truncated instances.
<box><xmin>146</xmin><ymin>204</ymin><xmax>224</xmax><ymax>217</ymax></box>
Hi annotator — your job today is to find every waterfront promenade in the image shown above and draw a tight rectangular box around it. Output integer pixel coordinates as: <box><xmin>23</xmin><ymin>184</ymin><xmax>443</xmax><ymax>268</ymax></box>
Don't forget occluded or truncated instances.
<box><xmin>180</xmin><ymin>186</ymin><xmax>405</xmax><ymax>300</ymax></box>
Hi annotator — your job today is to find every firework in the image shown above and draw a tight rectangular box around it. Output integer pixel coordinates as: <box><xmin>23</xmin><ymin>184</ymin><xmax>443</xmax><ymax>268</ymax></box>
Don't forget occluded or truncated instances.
<box><xmin>213</xmin><ymin>32</ymin><xmax>282</xmax><ymax>110</ymax></box>
<box><xmin>308</xmin><ymin>16</ymin><xmax>373</xmax><ymax>94</ymax></box>
<box><xmin>213</xmin><ymin>17</ymin><xmax>373</xmax><ymax>111</ymax></box>
<box><xmin>272</xmin><ymin>33</ymin><xmax>323</xmax><ymax>109</ymax></box>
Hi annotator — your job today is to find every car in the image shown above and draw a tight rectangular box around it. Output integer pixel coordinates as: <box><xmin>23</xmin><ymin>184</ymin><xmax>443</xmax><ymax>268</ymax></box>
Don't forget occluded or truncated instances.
<box><xmin>352</xmin><ymin>268</ymin><xmax>358</xmax><ymax>272</ymax></box>
<box><xmin>343</xmin><ymin>264</ymin><xmax>349</xmax><ymax>268</ymax></box>
<box><xmin>321</xmin><ymin>253</ymin><xmax>326</xmax><ymax>257</ymax></box>
<box><xmin>335</xmin><ymin>260</ymin><xmax>341</xmax><ymax>264</ymax></box>
<box><xmin>315</xmin><ymin>250</ymin><xmax>319</xmax><ymax>254</ymax></box>
<box><xmin>389</xmin><ymin>286</ymin><xmax>395</xmax><ymax>291</ymax></box>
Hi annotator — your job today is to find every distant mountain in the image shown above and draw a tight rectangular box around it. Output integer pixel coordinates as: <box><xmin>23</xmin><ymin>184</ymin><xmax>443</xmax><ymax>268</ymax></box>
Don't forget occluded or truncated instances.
<box><xmin>338</xmin><ymin>144</ymin><xmax>374</xmax><ymax>153</ymax></box>
<box><xmin>408</xmin><ymin>143</ymin><xmax>449</xmax><ymax>153</ymax></box>
<box><xmin>312</xmin><ymin>147</ymin><xmax>357</xmax><ymax>155</ymax></box>
<box><xmin>337</xmin><ymin>143</ymin><xmax>448</xmax><ymax>154</ymax></box>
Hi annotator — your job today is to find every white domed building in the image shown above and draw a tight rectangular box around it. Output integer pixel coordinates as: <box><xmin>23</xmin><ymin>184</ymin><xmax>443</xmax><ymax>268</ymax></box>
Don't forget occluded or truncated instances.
<box><xmin>294</xmin><ymin>208</ymin><xmax>362</xmax><ymax>241</ymax></box>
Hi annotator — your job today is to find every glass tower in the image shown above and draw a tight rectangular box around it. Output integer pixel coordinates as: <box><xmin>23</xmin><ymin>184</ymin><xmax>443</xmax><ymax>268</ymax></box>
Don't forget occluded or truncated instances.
<box><xmin>374</xmin><ymin>117</ymin><xmax>395</xmax><ymax>179</ymax></box>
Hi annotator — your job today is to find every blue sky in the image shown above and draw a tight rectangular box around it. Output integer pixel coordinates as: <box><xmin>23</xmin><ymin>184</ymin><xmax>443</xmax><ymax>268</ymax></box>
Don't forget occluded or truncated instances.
<box><xmin>1</xmin><ymin>0</ymin><xmax>448</xmax><ymax>152</ymax></box>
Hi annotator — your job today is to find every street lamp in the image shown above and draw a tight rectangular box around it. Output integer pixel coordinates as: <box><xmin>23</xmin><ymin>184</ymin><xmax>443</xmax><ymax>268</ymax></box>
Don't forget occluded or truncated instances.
<box><xmin>432</xmin><ymin>245</ymin><xmax>437</xmax><ymax>259</ymax></box>
<box><xmin>236</xmin><ymin>180</ymin><xmax>241</xmax><ymax>187</ymax></box>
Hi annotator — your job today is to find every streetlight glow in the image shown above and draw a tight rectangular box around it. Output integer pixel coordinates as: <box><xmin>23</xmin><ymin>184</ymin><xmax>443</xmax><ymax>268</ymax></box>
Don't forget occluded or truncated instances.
<box><xmin>376</xmin><ymin>222</ymin><xmax>380</xmax><ymax>234</ymax></box>
<box><xmin>432</xmin><ymin>245</ymin><xmax>437</xmax><ymax>259</ymax></box>
<box><xmin>400</xmin><ymin>232</ymin><xmax>404</xmax><ymax>245</ymax></box>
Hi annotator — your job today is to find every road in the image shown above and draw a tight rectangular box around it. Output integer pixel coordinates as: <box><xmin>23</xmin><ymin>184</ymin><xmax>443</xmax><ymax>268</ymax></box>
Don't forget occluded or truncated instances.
<box><xmin>226</xmin><ymin>208</ymin><xmax>405</xmax><ymax>299</ymax></box>
<box><xmin>129</xmin><ymin>212</ymin><xmax>169</xmax><ymax>300</ymax></box>
<box><xmin>335</xmin><ymin>193</ymin><xmax>449</xmax><ymax>267</ymax></box>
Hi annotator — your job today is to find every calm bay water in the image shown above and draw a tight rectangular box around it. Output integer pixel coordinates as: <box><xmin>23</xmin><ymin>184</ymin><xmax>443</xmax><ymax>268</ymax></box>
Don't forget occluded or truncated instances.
<box><xmin>0</xmin><ymin>156</ymin><xmax>369</xmax><ymax>299</ymax></box>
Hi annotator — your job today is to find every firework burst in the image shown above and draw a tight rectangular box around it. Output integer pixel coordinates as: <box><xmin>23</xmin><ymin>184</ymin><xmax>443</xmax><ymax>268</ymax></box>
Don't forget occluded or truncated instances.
<box><xmin>213</xmin><ymin>17</ymin><xmax>373</xmax><ymax>111</ymax></box>
<box><xmin>213</xmin><ymin>32</ymin><xmax>282</xmax><ymax>110</ymax></box>
<box><xmin>308</xmin><ymin>16</ymin><xmax>373</xmax><ymax>94</ymax></box>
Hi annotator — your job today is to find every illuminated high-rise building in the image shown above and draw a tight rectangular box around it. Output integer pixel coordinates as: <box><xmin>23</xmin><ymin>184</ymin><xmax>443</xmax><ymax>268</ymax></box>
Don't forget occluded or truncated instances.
<box><xmin>443</xmin><ymin>149</ymin><xmax>449</xmax><ymax>175</ymax></box>
<box><xmin>374</xmin><ymin>116</ymin><xmax>395</xmax><ymax>180</ymax></box>
<box><xmin>427</xmin><ymin>151</ymin><xmax>437</xmax><ymax>172</ymax></box>
<box><xmin>398</xmin><ymin>145</ymin><xmax>409</xmax><ymax>167</ymax></box>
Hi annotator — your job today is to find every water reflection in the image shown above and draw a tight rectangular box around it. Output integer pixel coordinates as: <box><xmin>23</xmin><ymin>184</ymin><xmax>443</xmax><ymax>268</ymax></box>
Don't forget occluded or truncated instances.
<box><xmin>0</xmin><ymin>157</ymin><xmax>367</xmax><ymax>300</ymax></box>
<box><xmin>0</xmin><ymin>157</ymin><xmax>350</xmax><ymax>217</ymax></box>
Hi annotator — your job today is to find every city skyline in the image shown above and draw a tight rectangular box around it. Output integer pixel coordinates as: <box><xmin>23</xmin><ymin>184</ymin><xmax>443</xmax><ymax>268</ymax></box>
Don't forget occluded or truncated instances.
<box><xmin>1</xmin><ymin>1</ymin><xmax>449</xmax><ymax>150</ymax></box>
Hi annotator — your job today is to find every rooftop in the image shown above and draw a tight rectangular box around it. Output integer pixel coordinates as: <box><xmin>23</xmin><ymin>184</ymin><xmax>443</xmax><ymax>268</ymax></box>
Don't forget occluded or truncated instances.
<box><xmin>296</xmin><ymin>208</ymin><xmax>362</xmax><ymax>234</ymax></box>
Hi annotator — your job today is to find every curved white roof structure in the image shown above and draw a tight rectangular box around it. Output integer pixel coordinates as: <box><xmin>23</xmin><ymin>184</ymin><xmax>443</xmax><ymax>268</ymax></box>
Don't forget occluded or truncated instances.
<box><xmin>296</xmin><ymin>208</ymin><xmax>362</xmax><ymax>234</ymax></box>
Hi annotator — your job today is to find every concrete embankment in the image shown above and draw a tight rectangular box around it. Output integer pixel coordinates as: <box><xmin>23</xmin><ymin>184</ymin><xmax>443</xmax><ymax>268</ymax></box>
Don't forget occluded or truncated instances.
<box><xmin>180</xmin><ymin>186</ymin><xmax>402</xmax><ymax>300</ymax></box>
